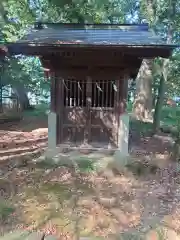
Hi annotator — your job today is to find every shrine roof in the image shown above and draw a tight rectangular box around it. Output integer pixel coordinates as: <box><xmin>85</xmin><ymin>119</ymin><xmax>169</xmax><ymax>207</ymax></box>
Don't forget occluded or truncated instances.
<box><xmin>6</xmin><ymin>23</ymin><xmax>177</xmax><ymax>57</ymax></box>
<box><xmin>14</xmin><ymin>23</ymin><xmax>173</xmax><ymax>46</ymax></box>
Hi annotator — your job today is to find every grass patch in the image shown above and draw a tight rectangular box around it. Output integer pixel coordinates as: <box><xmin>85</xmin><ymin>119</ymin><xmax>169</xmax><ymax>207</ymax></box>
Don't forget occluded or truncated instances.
<box><xmin>128</xmin><ymin>101</ymin><xmax>180</xmax><ymax>127</ymax></box>
<box><xmin>36</xmin><ymin>156</ymin><xmax>95</xmax><ymax>173</ymax></box>
<box><xmin>130</xmin><ymin>119</ymin><xmax>153</xmax><ymax>136</ymax></box>
<box><xmin>23</xmin><ymin>103</ymin><xmax>48</xmax><ymax>118</ymax></box>
<box><xmin>76</xmin><ymin>157</ymin><xmax>95</xmax><ymax>173</ymax></box>
<box><xmin>40</xmin><ymin>182</ymin><xmax>73</xmax><ymax>202</ymax></box>
<box><xmin>129</xmin><ymin>105</ymin><xmax>180</xmax><ymax>137</ymax></box>
<box><xmin>160</xmin><ymin>106</ymin><xmax>180</xmax><ymax>126</ymax></box>
<box><xmin>0</xmin><ymin>201</ymin><xmax>15</xmax><ymax>221</ymax></box>
<box><xmin>35</xmin><ymin>159</ymin><xmax>61</xmax><ymax>169</ymax></box>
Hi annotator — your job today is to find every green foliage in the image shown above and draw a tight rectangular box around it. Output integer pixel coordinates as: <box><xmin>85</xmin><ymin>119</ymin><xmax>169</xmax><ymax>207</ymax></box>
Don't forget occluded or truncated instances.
<box><xmin>1</xmin><ymin>56</ymin><xmax>50</xmax><ymax>102</ymax></box>
<box><xmin>130</xmin><ymin>119</ymin><xmax>153</xmax><ymax>136</ymax></box>
<box><xmin>139</xmin><ymin>0</ymin><xmax>180</xmax><ymax>129</ymax></box>
<box><xmin>170</xmin><ymin>109</ymin><xmax>180</xmax><ymax>161</ymax></box>
<box><xmin>45</xmin><ymin>0</ymin><xmax>137</xmax><ymax>23</ymax></box>
<box><xmin>0</xmin><ymin>0</ymin><xmax>35</xmax><ymax>41</ymax></box>
<box><xmin>36</xmin><ymin>156</ymin><xmax>95</xmax><ymax>173</ymax></box>
<box><xmin>23</xmin><ymin>103</ymin><xmax>48</xmax><ymax>117</ymax></box>
<box><xmin>76</xmin><ymin>157</ymin><xmax>95</xmax><ymax>173</ymax></box>
<box><xmin>166</xmin><ymin>54</ymin><xmax>180</xmax><ymax>98</ymax></box>
<box><xmin>0</xmin><ymin>200</ymin><xmax>15</xmax><ymax>221</ymax></box>
<box><xmin>0</xmin><ymin>0</ymin><xmax>49</xmax><ymax>103</ymax></box>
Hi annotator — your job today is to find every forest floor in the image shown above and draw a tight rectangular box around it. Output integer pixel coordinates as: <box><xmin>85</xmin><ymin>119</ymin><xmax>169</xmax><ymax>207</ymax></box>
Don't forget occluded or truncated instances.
<box><xmin>0</xmin><ymin>107</ymin><xmax>180</xmax><ymax>239</ymax></box>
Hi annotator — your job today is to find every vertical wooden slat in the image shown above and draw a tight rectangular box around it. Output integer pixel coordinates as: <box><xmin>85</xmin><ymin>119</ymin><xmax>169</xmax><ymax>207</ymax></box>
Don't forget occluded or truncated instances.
<box><xmin>67</xmin><ymin>79</ymin><xmax>70</xmax><ymax>106</ymax></box>
<box><xmin>105</xmin><ymin>80</ymin><xmax>109</xmax><ymax>107</ymax></box>
<box><xmin>100</xmin><ymin>81</ymin><xmax>103</xmax><ymax>107</ymax></box>
<box><xmin>55</xmin><ymin>74</ymin><xmax>63</xmax><ymax>144</ymax></box>
<box><xmin>93</xmin><ymin>80</ymin><xmax>96</xmax><ymax>108</ymax></box>
<box><xmin>96</xmin><ymin>80</ymin><xmax>101</xmax><ymax>107</ymax></box>
<box><xmin>50</xmin><ymin>73</ymin><xmax>56</xmax><ymax>112</ymax></box>
<box><xmin>91</xmin><ymin>80</ymin><xmax>94</xmax><ymax>107</ymax></box>
<box><xmin>83</xmin><ymin>79</ymin><xmax>86</xmax><ymax>107</ymax></box>
<box><xmin>93</xmin><ymin>81</ymin><xmax>96</xmax><ymax>107</ymax></box>
<box><xmin>117</xmin><ymin>78</ymin><xmax>125</xmax><ymax>114</ymax></box>
<box><xmin>72</xmin><ymin>79</ymin><xmax>77</xmax><ymax>107</ymax></box>
<box><xmin>109</xmin><ymin>80</ymin><xmax>112</xmax><ymax>108</ymax></box>
<box><xmin>122</xmin><ymin>75</ymin><xmax>129</xmax><ymax>111</ymax></box>
<box><xmin>115</xmin><ymin>78</ymin><xmax>121</xmax><ymax>145</ymax></box>
<box><xmin>70</xmin><ymin>79</ymin><xmax>71</xmax><ymax>107</ymax></box>
<box><xmin>84</xmin><ymin>76</ymin><xmax>91</xmax><ymax>144</ymax></box>
<box><xmin>60</xmin><ymin>78</ymin><xmax>64</xmax><ymax>144</ymax></box>
<box><xmin>77</xmin><ymin>81</ymin><xmax>79</xmax><ymax>107</ymax></box>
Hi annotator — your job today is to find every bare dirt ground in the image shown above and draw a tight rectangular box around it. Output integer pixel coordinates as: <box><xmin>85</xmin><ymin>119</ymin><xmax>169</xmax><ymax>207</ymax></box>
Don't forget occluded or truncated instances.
<box><xmin>0</xmin><ymin>116</ymin><xmax>180</xmax><ymax>239</ymax></box>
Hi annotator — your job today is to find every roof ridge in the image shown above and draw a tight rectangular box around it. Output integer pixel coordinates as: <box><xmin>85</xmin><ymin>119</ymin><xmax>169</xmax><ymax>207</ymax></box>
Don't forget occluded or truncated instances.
<box><xmin>34</xmin><ymin>22</ymin><xmax>149</xmax><ymax>31</ymax></box>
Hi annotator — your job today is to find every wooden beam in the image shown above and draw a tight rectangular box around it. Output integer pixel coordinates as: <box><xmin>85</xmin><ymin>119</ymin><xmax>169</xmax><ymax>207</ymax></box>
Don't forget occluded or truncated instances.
<box><xmin>8</xmin><ymin>44</ymin><xmax>172</xmax><ymax>58</ymax></box>
<box><xmin>54</xmin><ymin>68</ymin><xmax>124</xmax><ymax>80</ymax></box>
<box><xmin>40</xmin><ymin>65</ymin><xmax>139</xmax><ymax>80</ymax></box>
<box><xmin>45</xmin><ymin>55</ymin><xmax>142</xmax><ymax>68</ymax></box>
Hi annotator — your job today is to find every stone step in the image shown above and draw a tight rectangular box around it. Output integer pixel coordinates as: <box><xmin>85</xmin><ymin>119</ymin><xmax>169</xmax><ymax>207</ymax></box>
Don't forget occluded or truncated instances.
<box><xmin>0</xmin><ymin>136</ymin><xmax>48</xmax><ymax>149</ymax></box>
<box><xmin>0</xmin><ymin>142</ymin><xmax>47</xmax><ymax>157</ymax></box>
<box><xmin>0</xmin><ymin>147</ymin><xmax>46</xmax><ymax>167</ymax></box>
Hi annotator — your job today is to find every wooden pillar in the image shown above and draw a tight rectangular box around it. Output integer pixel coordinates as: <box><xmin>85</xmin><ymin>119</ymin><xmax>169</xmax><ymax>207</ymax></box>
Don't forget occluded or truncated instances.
<box><xmin>56</xmin><ymin>77</ymin><xmax>63</xmax><ymax>144</ymax></box>
<box><xmin>50</xmin><ymin>74</ymin><xmax>56</xmax><ymax>112</ymax></box>
<box><xmin>84</xmin><ymin>76</ymin><xmax>92</xmax><ymax>145</ymax></box>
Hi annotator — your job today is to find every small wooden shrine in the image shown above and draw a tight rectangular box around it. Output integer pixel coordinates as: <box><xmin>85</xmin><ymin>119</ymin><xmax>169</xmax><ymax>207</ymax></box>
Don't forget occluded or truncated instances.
<box><xmin>7</xmin><ymin>23</ymin><xmax>176</xmax><ymax>156</ymax></box>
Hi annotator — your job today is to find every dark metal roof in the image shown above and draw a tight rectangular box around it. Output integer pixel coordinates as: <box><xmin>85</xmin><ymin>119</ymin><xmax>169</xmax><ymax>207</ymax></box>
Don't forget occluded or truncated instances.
<box><xmin>17</xmin><ymin>23</ymin><xmax>168</xmax><ymax>46</ymax></box>
<box><xmin>6</xmin><ymin>23</ymin><xmax>178</xmax><ymax>58</ymax></box>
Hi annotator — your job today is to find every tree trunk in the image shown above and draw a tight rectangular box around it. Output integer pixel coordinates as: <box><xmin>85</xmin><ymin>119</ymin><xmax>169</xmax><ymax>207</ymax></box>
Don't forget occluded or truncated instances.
<box><xmin>12</xmin><ymin>85</ymin><xmax>31</xmax><ymax>110</ymax></box>
<box><xmin>133</xmin><ymin>59</ymin><xmax>153</xmax><ymax>121</ymax></box>
<box><xmin>152</xmin><ymin>76</ymin><xmax>166</xmax><ymax>133</ymax></box>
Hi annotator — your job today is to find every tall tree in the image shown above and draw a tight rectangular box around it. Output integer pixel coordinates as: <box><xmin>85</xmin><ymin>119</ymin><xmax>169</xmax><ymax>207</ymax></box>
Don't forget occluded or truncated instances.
<box><xmin>0</xmin><ymin>0</ymin><xmax>37</xmax><ymax>110</ymax></box>
<box><xmin>133</xmin><ymin>0</ymin><xmax>179</xmax><ymax>124</ymax></box>
<box><xmin>132</xmin><ymin>0</ymin><xmax>157</xmax><ymax>121</ymax></box>
<box><xmin>133</xmin><ymin>59</ymin><xmax>153</xmax><ymax>120</ymax></box>
<box><xmin>152</xmin><ymin>0</ymin><xmax>178</xmax><ymax>133</ymax></box>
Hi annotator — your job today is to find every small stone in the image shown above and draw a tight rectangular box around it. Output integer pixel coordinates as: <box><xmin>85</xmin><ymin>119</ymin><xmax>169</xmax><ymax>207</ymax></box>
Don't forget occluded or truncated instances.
<box><xmin>79</xmin><ymin>149</ymin><xmax>91</xmax><ymax>154</ymax></box>
<box><xmin>98</xmin><ymin>196</ymin><xmax>116</xmax><ymax>207</ymax></box>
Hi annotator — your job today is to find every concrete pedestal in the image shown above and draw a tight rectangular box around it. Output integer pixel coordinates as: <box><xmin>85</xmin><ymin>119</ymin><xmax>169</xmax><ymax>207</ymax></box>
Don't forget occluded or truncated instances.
<box><xmin>117</xmin><ymin>113</ymin><xmax>129</xmax><ymax>156</ymax></box>
<box><xmin>46</xmin><ymin>111</ymin><xmax>57</xmax><ymax>158</ymax></box>
<box><xmin>114</xmin><ymin>113</ymin><xmax>130</xmax><ymax>166</ymax></box>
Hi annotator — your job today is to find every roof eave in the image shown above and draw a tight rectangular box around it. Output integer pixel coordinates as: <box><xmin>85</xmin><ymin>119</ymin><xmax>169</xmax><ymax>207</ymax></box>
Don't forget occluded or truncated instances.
<box><xmin>6</xmin><ymin>42</ymin><xmax>177</xmax><ymax>58</ymax></box>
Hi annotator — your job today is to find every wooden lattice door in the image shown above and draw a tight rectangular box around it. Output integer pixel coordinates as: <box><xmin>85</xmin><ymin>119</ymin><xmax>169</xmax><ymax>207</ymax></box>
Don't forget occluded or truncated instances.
<box><xmin>60</xmin><ymin>78</ymin><xmax>118</xmax><ymax>147</ymax></box>
<box><xmin>90</xmin><ymin>79</ymin><xmax>118</xmax><ymax>148</ymax></box>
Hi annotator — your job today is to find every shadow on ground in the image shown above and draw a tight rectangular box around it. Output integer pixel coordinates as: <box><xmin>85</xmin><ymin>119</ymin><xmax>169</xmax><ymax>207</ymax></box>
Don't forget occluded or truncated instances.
<box><xmin>0</xmin><ymin>154</ymin><xmax>180</xmax><ymax>239</ymax></box>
